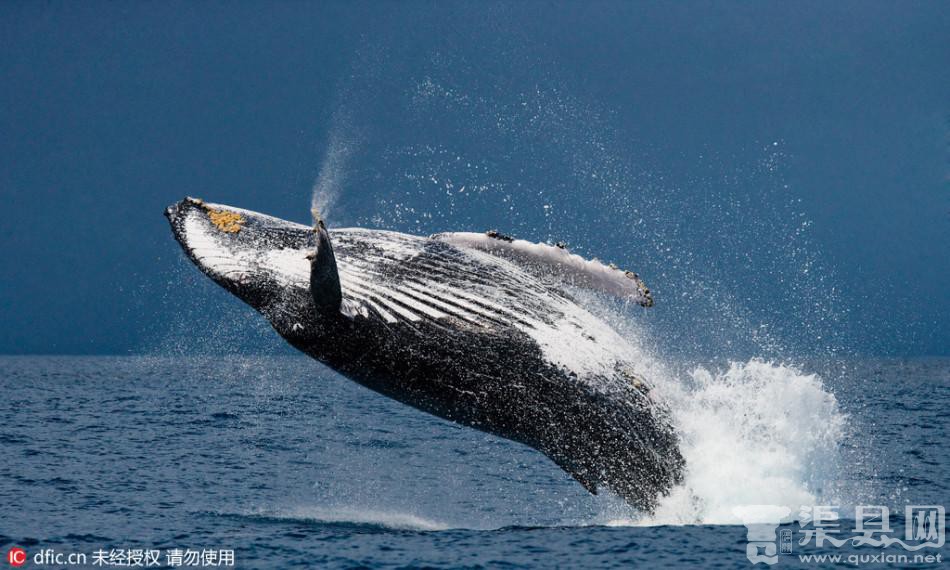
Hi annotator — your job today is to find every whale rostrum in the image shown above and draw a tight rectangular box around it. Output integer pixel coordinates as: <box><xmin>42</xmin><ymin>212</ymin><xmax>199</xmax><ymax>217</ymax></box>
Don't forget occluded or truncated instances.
<box><xmin>165</xmin><ymin>197</ymin><xmax>684</xmax><ymax>512</ymax></box>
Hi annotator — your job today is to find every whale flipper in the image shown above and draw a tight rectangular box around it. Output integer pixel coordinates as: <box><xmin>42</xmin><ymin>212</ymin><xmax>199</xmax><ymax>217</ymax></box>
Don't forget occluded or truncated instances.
<box><xmin>432</xmin><ymin>231</ymin><xmax>653</xmax><ymax>307</ymax></box>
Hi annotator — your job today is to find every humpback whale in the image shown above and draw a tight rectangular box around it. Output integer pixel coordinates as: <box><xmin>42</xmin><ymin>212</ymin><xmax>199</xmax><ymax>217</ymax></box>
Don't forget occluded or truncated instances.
<box><xmin>165</xmin><ymin>197</ymin><xmax>684</xmax><ymax>512</ymax></box>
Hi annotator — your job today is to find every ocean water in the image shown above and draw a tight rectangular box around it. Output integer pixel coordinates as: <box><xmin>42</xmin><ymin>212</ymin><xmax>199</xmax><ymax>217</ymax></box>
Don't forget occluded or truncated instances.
<box><xmin>1</xmin><ymin>355</ymin><xmax>946</xmax><ymax>568</ymax></box>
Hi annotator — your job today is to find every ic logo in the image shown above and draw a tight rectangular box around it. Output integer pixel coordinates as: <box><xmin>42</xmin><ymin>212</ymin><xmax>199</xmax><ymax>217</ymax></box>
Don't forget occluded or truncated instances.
<box><xmin>7</xmin><ymin>547</ymin><xmax>26</xmax><ymax>567</ymax></box>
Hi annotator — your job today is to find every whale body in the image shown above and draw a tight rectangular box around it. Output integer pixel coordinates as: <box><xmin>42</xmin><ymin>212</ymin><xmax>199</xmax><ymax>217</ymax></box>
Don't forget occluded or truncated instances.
<box><xmin>165</xmin><ymin>197</ymin><xmax>684</xmax><ymax>512</ymax></box>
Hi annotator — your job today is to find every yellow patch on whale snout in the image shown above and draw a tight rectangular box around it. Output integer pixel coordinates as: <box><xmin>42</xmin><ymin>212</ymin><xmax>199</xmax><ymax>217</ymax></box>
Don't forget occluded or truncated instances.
<box><xmin>206</xmin><ymin>209</ymin><xmax>244</xmax><ymax>233</ymax></box>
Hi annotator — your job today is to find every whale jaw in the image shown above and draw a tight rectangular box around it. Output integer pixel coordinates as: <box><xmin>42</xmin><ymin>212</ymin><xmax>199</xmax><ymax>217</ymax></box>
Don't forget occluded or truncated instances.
<box><xmin>165</xmin><ymin>197</ymin><xmax>321</xmax><ymax>340</ymax></box>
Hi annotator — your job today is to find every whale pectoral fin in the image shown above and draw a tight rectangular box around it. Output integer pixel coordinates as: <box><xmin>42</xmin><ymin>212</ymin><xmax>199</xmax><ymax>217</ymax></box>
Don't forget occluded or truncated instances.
<box><xmin>432</xmin><ymin>231</ymin><xmax>653</xmax><ymax>307</ymax></box>
<box><xmin>309</xmin><ymin>220</ymin><xmax>343</xmax><ymax>314</ymax></box>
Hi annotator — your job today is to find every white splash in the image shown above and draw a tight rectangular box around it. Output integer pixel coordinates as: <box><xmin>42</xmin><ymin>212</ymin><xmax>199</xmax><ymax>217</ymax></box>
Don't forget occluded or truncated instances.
<box><xmin>633</xmin><ymin>358</ymin><xmax>847</xmax><ymax>526</ymax></box>
<box><xmin>268</xmin><ymin>506</ymin><xmax>451</xmax><ymax>531</ymax></box>
<box><xmin>311</xmin><ymin>112</ymin><xmax>358</xmax><ymax>223</ymax></box>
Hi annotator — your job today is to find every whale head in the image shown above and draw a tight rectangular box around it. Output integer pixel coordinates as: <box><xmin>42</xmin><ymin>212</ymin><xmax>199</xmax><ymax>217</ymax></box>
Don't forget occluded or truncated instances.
<box><xmin>165</xmin><ymin>197</ymin><xmax>325</xmax><ymax>341</ymax></box>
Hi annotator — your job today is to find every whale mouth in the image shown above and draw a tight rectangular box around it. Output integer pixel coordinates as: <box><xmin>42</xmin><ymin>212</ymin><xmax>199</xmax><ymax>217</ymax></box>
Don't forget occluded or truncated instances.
<box><xmin>165</xmin><ymin>197</ymin><xmax>314</xmax><ymax>315</ymax></box>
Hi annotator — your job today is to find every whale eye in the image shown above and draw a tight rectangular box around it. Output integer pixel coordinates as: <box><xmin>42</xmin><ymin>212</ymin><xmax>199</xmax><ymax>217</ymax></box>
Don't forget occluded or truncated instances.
<box><xmin>206</xmin><ymin>209</ymin><xmax>245</xmax><ymax>233</ymax></box>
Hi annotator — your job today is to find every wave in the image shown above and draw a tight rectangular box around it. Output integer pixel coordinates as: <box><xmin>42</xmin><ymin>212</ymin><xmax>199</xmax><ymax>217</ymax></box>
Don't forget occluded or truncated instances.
<box><xmin>240</xmin><ymin>506</ymin><xmax>452</xmax><ymax>532</ymax></box>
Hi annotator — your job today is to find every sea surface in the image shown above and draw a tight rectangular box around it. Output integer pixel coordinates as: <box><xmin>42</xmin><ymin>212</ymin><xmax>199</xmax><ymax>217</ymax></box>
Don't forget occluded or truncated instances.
<box><xmin>1</xmin><ymin>355</ymin><xmax>947</xmax><ymax>569</ymax></box>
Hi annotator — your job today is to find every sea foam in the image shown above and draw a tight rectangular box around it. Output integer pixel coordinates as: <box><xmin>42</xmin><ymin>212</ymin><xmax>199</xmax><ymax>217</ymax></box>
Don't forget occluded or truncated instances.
<box><xmin>625</xmin><ymin>358</ymin><xmax>847</xmax><ymax>526</ymax></box>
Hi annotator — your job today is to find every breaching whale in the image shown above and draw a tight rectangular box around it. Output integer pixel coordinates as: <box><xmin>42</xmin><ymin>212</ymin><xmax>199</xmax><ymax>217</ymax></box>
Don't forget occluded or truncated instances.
<box><xmin>165</xmin><ymin>197</ymin><xmax>684</xmax><ymax>512</ymax></box>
